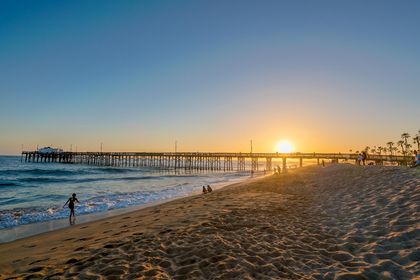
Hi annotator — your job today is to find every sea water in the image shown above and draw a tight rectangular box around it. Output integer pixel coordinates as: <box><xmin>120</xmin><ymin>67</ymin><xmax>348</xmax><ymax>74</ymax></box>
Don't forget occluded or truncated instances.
<box><xmin>0</xmin><ymin>156</ymin><xmax>251</xmax><ymax>231</ymax></box>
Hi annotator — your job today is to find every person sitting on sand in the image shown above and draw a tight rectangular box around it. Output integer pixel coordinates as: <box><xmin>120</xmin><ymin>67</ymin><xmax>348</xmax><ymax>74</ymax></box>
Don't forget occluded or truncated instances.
<box><xmin>411</xmin><ymin>150</ymin><xmax>420</xmax><ymax>168</ymax></box>
<box><xmin>357</xmin><ymin>153</ymin><xmax>363</xmax><ymax>165</ymax></box>
<box><xmin>202</xmin><ymin>186</ymin><xmax>207</xmax><ymax>194</ymax></box>
<box><xmin>207</xmin><ymin>185</ymin><xmax>212</xmax><ymax>193</ymax></box>
<box><xmin>63</xmin><ymin>193</ymin><xmax>79</xmax><ymax>219</ymax></box>
<box><xmin>416</xmin><ymin>152</ymin><xmax>420</xmax><ymax>167</ymax></box>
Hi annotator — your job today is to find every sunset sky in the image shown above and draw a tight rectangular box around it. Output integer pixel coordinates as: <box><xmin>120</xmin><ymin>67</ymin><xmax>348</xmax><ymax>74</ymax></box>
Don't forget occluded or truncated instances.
<box><xmin>1</xmin><ymin>0</ymin><xmax>419</xmax><ymax>155</ymax></box>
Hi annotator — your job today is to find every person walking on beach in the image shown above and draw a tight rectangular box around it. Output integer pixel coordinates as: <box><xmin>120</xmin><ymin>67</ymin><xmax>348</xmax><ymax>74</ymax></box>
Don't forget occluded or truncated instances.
<box><xmin>206</xmin><ymin>185</ymin><xmax>212</xmax><ymax>193</ymax></box>
<box><xmin>202</xmin><ymin>186</ymin><xmax>207</xmax><ymax>194</ymax></box>
<box><xmin>63</xmin><ymin>193</ymin><xmax>79</xmax><ymax>220</ymax></box>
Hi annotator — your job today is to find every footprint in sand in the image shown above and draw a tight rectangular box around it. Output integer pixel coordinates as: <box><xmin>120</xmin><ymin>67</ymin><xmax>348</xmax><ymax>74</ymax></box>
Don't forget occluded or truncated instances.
<box><xmin>111</xmin><ymin>230</ymin><xmax>128</xmax><ymax>236</ymax></box>
<box><xmin>94</xmin><ymin>237</ymin><xmax>106</xmax><ymax>242</ymax></box>
<box><xmin>27</xmin><ymin>266</ymin><xmax>44</xmax><ymax>273</ymax></box>
<box><xmin>63</xmin><ymin>238</ymin><xmax>75</xmax><ymax>241</ymax></box>
<box><xmin>159</xmin><ymin>229</ymin><xmax>173</xmax><ymax>235</ymax></box>
<box><xmin>29</xmin><ymin>258</ymin><xmax>49</xmax><ymax>265</ymax></box>
<box><xmin>103</xmin><ymin>242</ymin><xmax>124</xmax><ymax>249</ymax></box>
<box><xmin>78</xmin><ymin>237</ymin><xmax>92</xmax><ymax>241</ymax></box>
<box><xmin>65</xmin><ymin>258</ymin><xmax>79</xmax><ymax>264</ymax></box>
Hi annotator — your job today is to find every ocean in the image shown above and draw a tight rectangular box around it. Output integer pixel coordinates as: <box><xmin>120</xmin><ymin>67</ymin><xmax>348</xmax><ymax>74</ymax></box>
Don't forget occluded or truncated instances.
<box><xmin>0</xmin><ymin>156</ymin><xmax>251</xmax><ymax>232</ymax></box>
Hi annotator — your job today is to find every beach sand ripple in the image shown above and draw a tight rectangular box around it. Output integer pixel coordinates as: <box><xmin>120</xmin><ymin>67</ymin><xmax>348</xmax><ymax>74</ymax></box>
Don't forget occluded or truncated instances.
<box><xmin>0</xmin><ymin>164</ymin><xmax>418</xmax><ymax>279</ymax></box>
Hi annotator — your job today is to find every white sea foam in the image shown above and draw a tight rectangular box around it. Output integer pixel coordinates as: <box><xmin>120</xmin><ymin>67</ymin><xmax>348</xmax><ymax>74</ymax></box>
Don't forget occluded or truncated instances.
<box><xmin>0</xmin><ymin>156</ymin><xmax>253</xmax><ymax>229</ymax></box>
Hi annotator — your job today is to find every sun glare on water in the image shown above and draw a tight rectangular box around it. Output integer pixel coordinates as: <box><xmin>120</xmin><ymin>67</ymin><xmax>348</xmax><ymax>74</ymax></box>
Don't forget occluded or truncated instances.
<box><xmin>276</xmin><ymin>140</ymin><xmax>294</xmax><ymax>153</ymax></box>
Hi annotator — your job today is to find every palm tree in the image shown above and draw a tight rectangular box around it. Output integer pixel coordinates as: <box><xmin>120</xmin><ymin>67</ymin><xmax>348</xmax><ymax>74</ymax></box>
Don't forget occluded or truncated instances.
<box><xmin>364</xmin><ymin>146</ymin><xmax>370</xmax><ymax>153</ymax></box>
<box><xmin>405</xmin><ymin>143</ymin><xmax>412</xmax><ymax>155</ymax></box>
<box><xmin>377</xmin><ymin>146</ymin><xmax>383</xmax><ymax>155</ymax></box>
<box><xmin>401</xmin><ymin>132</ymin><xmax>410</xmax><ymax>142</ymax></box>
<box><xmin>401</xmin><ymin>133</ymin><xmax>410</xmax><ymax>155</ymax></box>
<box><xmin>397</xmin><ymin>140</ymin><xmax>405</xmax><ymax>155</ymax></box>
<box><xmin>382</xmin><ymin>147</ymin><xmax>388</xmax><ymax>154</ymax></box>
<box><xmin>386</xmin><ymin>142</ymin><xmax>395</xmax><ymax>155</ymax></box>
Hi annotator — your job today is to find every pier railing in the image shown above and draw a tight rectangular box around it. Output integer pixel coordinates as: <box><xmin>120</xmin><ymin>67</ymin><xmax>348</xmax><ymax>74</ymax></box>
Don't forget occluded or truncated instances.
<box><xmin>21</xmin><ymin>151</ymin><xmax>413</xmax><ymax>171</ymax></box>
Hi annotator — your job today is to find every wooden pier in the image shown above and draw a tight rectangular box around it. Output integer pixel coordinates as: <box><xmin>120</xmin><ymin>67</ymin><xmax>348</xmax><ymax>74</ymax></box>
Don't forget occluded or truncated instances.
<box><xmin>21</xmin><ymin>151</ymin><xmax>412</xmax><ymax>171</ymax></box>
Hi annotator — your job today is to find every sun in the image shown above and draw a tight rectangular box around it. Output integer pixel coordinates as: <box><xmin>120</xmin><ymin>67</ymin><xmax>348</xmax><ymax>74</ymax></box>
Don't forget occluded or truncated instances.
<box><xmin>276</xmin><ymin>140</ymin><xmax>294</xmax><ymax>153</ymax></box>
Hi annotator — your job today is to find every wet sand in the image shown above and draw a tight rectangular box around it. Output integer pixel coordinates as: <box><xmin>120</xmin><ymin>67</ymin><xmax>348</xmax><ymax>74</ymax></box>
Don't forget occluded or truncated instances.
<box><xmin>0</xmin><ymin>164</ymin><xmax>418</xmax><ymax>279</ymax></box>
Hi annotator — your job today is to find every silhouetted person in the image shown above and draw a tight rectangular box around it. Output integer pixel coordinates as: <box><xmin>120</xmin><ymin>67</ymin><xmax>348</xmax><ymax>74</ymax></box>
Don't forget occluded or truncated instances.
<box><xmin>322</xmin><ymin>160</ymin><xmax>325</xmax><ymax>167</ymax></box>
<box><xmin>362</xmin><ymin>151</ymin><xmax>367</xmax><ymax>165</ymax></box>
<box><xmin>63</xmin><ymin>193</ymin><xmax>79</xmax><ymax>220</ymax></box>
<box><xmin>202</xmin><ymin>186</ymin><xmax>207</xmax><ymax>194</ymax></box>
<box><xmin>207</xmin><ymin>185</ymin><xmax>212</xmax><ymax>193</ymax></box>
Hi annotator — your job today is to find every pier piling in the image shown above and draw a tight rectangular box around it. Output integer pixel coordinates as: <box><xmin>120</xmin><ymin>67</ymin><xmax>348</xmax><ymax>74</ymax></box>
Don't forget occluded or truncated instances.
<box><xmin>21</xmin><ymin>151</ymin><xmax>412</xmax><ymax>171</ymax></box>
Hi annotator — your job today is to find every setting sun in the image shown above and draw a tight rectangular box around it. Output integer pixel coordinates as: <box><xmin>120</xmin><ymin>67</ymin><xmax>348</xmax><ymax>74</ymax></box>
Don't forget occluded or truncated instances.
<box><xmin>276</xmin><ymin>140</ymin><xmax>294</xmax><ymax>153</ymax></box>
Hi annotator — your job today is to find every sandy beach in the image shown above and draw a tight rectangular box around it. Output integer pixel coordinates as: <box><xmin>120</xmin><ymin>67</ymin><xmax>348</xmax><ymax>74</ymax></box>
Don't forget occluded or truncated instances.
<box><xmin>0</xmin><ymin>164</ymin><xmax>418</xmax><ymax>279</ymax></box>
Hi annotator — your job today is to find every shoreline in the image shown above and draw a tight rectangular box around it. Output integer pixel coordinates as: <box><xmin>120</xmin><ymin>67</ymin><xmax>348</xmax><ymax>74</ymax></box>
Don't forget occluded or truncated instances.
<box><xmin>1</xmin><ymin>164</ymin><xmax>418</xmax><ymax>279</ymax></box>
<box><xmin>0</xmin><ymin>171</ymin><xmax>262</xmax><ymax>243</ymax></box>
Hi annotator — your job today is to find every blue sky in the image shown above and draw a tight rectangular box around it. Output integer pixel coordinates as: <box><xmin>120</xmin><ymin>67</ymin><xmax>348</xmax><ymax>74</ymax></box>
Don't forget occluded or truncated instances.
<box><xmin>1</xmin><ymin>0</ymin><xmax>419</xmax><ymax>154</ymax></box>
